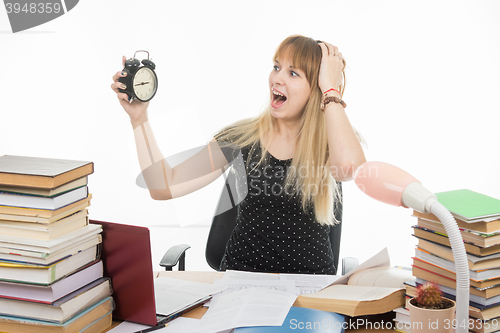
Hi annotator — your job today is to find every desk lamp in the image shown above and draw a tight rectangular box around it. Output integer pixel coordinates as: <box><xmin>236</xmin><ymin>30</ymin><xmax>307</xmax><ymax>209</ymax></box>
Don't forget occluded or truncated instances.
<box><xmin>353</xmin><ymin>161</ymin><xmax>469</xmax><ymax>333</ymax></box>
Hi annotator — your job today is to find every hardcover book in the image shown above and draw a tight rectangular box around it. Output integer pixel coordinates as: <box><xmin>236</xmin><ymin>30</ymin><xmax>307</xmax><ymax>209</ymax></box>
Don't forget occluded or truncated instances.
<box><xmin>0</xmin><ymin>177</ymin><xmax>88</xmax><ymax>197</ymax></box>
<box><xmin>0</xmin><ymin>245</ymin><xmax>99</xmax><ymax>285</ymax></box>
<box><xmin>417</xmin><ymin>218</ymin><xmax>500</xmax><ymax>248</ymax></box>
<box><xmin>0</xmin><ymin>260</ymin><xmax>103</xmax><ymax>303</ymax></box>
<box><xmin>0</xmin><ymin>296</ymin><xmax>113</xmax><ymax>333</ymax></box>
<box><xmin>0</xmin><ymin>277</ymin><xmax>111</xmax><ymax>323</ymax></box>
<box><xmin>436</xmin><ymin>189</ymin><xmax>500</xmax><ymax>222</ymax></box>
<box><xmin>0</xmin><ymin>209</ymin><xmax>88</xmax><ymax>240</ymax></box>
<box><xmin>0</xmin><ymin>194</ymin><xmax>91</xmax><ymax>220</ymax></box>
<box><xmin>0</xmin><ymin>155</ymin><xmax>93</xmax><ymax>189</ymax></box>
<box><xmin>412</xmin><ymin>226</ymin><xmax>500</xmax><ymax>257</ymax></box>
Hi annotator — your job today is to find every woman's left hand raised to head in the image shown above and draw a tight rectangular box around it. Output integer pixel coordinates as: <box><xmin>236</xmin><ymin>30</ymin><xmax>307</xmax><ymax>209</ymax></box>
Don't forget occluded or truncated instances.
<box><xmin>318</xmin><ymin>42</ymin><xmax>345</xmax><ymax>94</ymax></box>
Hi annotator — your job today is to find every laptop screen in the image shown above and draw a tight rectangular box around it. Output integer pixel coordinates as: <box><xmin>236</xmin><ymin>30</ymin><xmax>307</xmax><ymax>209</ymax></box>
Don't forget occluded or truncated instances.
<box><xmin>90</xmin><ymin>219</ymin><xmax>158</xmax><ymax>326</ymax></box>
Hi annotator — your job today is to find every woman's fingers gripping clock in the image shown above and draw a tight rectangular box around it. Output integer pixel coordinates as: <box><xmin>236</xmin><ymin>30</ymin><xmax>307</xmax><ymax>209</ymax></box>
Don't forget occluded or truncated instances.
<box><xmin>111</xmin><ymin>56</ymin><xmax>128</xmax><ymax>94</ymax></box>
<box><xmin>111</xmin><ymin>56</ymin><xmax>149</xmax><ymax>124</ymax></box>
<box><xmin>111</xmin><ymin>56</ymin><xmax>127</xmax><ymax>90</ymax></box>
<box><xmin>111</xmin><ymin>71</ymin><xmax>127</xmax><ymax>93</ymax></box>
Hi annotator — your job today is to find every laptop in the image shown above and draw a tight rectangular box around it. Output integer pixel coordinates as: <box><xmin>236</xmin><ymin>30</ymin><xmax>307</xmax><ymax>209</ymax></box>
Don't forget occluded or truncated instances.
<box><xmin>89</xmin><ymin>219</ymin><xmax>210</xmax><ymax>327</ymax></box>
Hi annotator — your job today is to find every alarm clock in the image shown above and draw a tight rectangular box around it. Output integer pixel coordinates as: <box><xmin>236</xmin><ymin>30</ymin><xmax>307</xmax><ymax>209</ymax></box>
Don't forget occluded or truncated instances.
<box><xmin>118</xmin><ymin>50</ymin><xmax>158</xmax><ymax>102</ymax></box>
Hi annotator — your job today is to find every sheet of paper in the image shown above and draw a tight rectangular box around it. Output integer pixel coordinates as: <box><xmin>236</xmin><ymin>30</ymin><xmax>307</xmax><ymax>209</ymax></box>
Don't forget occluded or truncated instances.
<box><xmin>213</xmin><ymin>270</ymin><xmax>295</xmax><ymax>301</ymax></box>
<box><xmin>193</xmin><ymin>287</ymin><xmax>297</xmax><ymax>333</ymax></box>
<box><xmin>219</xmin><ymin>268</ymin><xmax>340</xmax><ymax>295</ymax></box>
<box><xmin>214</xmin><ymin>278</ymin><xmax>296</xmax><ymax>296</ymax></box>
<box><xmin>221</xmin><ymin>269</ymin><xmax>280</xmax><ymax>281</ymax></box>
<box><xmin>154</xmin><ymin>276</ymin><xmax>227</xmax><ymax>316</ymax></box>
<box><xmin>331</xmin><ymin>247</ymin><xmax>390</xmax><ymax>286</ymax></box>
<box><xmin>106</xmin><ymin>321</ymin><xmax>151</xmax><ymax>332</ymax></box>
<box><xmin>279</xmin><ymin>273</ymin><xmax>340</xmax><ymax>295</ymax></box>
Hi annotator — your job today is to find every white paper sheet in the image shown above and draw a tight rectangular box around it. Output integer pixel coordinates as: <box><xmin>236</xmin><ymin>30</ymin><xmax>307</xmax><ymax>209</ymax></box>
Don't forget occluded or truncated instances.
<box><xmin>193</xmin><ymin>288</ymin><xmax>297</xmax><ymax>333</ymax></box>
<box><xmin>214</xmin><ymin>278</ymin><xmax>296</xmax><ymax>296</ymax></box>
<box><xmin>218</xmin><ymin>268</ymin><xmax>341</xmax><ymax>295</ymax></box>
<box><xmin>154</xmin><ymin>277</ymin><xmax>227</xmax><ymax>316</ymax></box>
<box><xmin>221</xmin><ymin>270</ymin><xmax>280</xmax><ymax>281</ymax></box>
<box><xmin>279</xmin><ymin>273</ymin><xmax>340</xmax><ymax>295</ymax></box>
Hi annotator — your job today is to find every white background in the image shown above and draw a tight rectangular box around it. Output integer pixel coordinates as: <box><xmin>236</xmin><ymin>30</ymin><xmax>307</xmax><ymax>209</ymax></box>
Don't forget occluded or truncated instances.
<box><xmin>1</xmin><ymin>0</ymin><xmax>499</xmax><ymax>272</ymax></box>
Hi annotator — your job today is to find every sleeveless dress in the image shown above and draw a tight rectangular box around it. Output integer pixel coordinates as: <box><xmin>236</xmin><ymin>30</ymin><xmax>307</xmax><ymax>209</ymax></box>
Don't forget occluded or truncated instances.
<box><xmin>217</xmin><ymin>138</ymin><xmax>336</xmax><ymax>274</ymax></box>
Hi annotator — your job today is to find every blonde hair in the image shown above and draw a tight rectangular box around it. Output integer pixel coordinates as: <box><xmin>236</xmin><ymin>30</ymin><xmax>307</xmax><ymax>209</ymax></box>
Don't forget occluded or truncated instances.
<box><xmin>215</xmin><ymin>35</ymin><xmax>346</xmax><ymax>225</ymax></box>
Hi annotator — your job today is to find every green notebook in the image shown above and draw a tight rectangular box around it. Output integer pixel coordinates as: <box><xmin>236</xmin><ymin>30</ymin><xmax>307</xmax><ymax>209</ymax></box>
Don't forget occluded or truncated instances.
<box><xmin>436</xmin><ymin>189</ymin><xmax>500</xmax><ymax>221</ymax></box>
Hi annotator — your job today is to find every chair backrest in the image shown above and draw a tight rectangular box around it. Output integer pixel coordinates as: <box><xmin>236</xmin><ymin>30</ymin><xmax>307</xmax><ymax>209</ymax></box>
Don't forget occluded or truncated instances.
<box><xmin>205</xmin><ymin>167</ymin><xmax>343</xmax><ymax>273</ymax></box>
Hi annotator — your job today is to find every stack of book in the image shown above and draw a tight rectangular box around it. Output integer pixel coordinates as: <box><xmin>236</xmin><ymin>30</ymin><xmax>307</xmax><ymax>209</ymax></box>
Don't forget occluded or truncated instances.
<box><xmin>408</xmin><ymin>189</ymin><xmax>500</xmax><ymax>333</ymax></box>
<box><xmin>0</xmin><ymin>155</ymin><xmax>113</xmax><ymax>333</ymax></box>
<box><xmin>392</xmin><ymin>307</ymin><xmax>412</xmax><ymax>333</ymax></box>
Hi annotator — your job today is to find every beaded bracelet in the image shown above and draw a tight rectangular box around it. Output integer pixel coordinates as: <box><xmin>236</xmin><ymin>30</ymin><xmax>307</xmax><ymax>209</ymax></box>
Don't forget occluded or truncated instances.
<box><xmin>321</xmin><ymin>95</ymin><xmax>347</xmax><ymax>112</ymax></box>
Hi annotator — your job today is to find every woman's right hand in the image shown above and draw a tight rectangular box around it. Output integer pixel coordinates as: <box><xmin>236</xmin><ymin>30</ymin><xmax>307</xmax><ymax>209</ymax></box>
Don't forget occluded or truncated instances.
<box><xmin>111</xmin><ymin>56</ymin><xmax>149</xmax><ymax>128</ymax></box>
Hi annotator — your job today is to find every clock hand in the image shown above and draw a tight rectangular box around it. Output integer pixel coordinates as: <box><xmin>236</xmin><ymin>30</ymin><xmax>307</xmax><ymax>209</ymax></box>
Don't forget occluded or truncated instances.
<box><xmin>134</xmin><ymin>81</ymin><xmax>150</xmax><ymax>86</ymax></box>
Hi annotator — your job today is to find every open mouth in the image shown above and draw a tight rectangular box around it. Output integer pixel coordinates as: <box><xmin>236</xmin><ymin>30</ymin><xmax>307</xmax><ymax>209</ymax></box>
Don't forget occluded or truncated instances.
<box><xmin>272</xmin><ymin>88</ymin><xmax>287</xmax><ymax>107</ymax></box>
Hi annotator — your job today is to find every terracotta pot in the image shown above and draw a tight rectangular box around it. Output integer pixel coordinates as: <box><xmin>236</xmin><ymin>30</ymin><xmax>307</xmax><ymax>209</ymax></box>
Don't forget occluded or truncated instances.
<box><xmin>408</xmin><ymin>298</ymin><xmax>456</xmax><ymax>333</ymax></box>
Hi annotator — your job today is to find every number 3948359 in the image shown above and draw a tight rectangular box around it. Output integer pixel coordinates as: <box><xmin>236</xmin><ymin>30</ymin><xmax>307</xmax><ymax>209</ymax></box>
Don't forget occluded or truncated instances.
<box><xmin>5</xmin><ymin>3</ymin><xmax>62</xmax><ymax>14</ymax></box>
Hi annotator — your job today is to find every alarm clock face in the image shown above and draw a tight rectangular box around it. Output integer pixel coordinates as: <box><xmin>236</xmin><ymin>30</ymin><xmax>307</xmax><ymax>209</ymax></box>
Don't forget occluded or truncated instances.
<box><xmin>132</xmin><ymin>67</ymin><xmax>157</xmax><ymax>102</ymax></box>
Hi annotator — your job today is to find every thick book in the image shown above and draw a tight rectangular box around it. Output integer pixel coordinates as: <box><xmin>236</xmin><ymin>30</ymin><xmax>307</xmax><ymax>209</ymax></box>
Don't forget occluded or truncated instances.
<box><xmin>411</xmin><ymin>266</ymin><xmax>500</xmax><ymax>299</ymax></box>
<box><xmin>412</xmin><ymin>257</ymin><xmax>500</xmax><ymax>288</ymax></box>
<box><xmin>0</xmin><ymin>245</ymin><xmax>99</xmax><ymax>284</ymax></box>
<box><xmin>234</xmin><ymin>306</ymin><xmax>346</xmax><ymax>332</ymax></box>
<box><xmin>0</xmin><ymin>277</ymin><xmax>111</xmax><ymax>323</ymax></box>
<box><xmin>0</xmin><ymin>260</ymin><xmax>103</xmax><ymax>303</ymax></box>
<box><xmin>392</xmin><ymin>307</ymin><xmax>411</xmax><ymax>333</ymax></box>
<box><xmin>0</xmin><ymin>155</ymin><xmax>94</xmax><ymax>189</ymax></box>
<box><xmin>0</xmin><ymin>194</ymin><xmax>91</xmax><ymax>220</ymax></box>
<box><xmin>436</xmin><ymin>189</ymin><xmax>500</xmax><ymax>222</ymax></box>
<box><xmin>0</xmin><ymin>186</ymin><xmax>88</xmax><ymax>210</ymax></box>
<box><xmin>413</xmin><ymin>210</ymin><xmax>500</xmax><ymax>234</ymax></box>
<box><xmin>0</xmin><ymin>176</ymin><xmax>88</xmax><ymax>197</ymax></box>
<box><xmin>0</xmin><ymin>223</ymin><xmax>101</xmax><ymax>252</ymax></box>
<box><xmin>416</xmin><ymin>238</ymin><xmax>500</xmax><ymax>270</ymax></box>
<box><xmin>0</xmin><ymin>232</ymin><xmax>101</xmax><ymax>265</ymax></box>
<box><xmin>413</xmin><ymin>256</ymin><xmax>500</xmax><ymax>287</ymax></box>
<box><xmin>293</xmin><ymin>266</ymin><xmax>408</xmax><ymax>317</ymax></box>
<box><xmin>0</xmin><ymin>209</ymin><xmax>88</xmax><ymax>240</ymax></box>
<box><xmin>0</xmin><ymin>296</ymin><xmax>113</xmax><ymax>333</ymax></box>
<box><xmin>412</xmin><ymin>226</ymin><xmax>500</xmax><ymax>257</ymax></box>
<box><xmin>417</xmin><ymin>218</ymin><xmax>500</xmax><ymax>248</ymax></box>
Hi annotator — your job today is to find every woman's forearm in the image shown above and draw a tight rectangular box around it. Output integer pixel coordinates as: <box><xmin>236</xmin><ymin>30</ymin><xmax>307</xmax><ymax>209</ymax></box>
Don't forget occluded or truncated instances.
<box><xmin>133</xmin><ymin>119</ymin><xmax>173</xmax><ymax>199</ymax></box>
<box><xmin>132</xmin><ymin>119</ymin><xmax>231</xmax><ymax>200</ymax></box>
<box><xmin>324</xmin><ymin>101</ymin><xmax>366</xmax><ymax>182</ymax></box>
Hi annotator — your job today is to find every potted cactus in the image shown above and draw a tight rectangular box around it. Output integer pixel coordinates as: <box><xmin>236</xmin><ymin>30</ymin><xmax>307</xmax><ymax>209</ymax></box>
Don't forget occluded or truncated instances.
<box><xmin>408</xmin><ymin>282</ymin><xmax>456</xmax><ymax>333</ymax></box>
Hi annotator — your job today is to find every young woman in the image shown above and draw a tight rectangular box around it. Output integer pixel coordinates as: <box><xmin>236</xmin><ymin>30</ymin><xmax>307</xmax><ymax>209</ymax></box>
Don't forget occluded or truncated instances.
<box><xmin>111</xmin><ymin>35</ymin><xmax>366</xmax><ymax>274</ymax></box>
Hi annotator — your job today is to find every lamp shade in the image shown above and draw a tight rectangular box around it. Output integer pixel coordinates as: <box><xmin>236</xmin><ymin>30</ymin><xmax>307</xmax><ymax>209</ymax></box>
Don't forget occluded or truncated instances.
<box><xmin>353</xmin><ymin>161</ymin><xmax>418</xmax><ymax>208</ymax></box>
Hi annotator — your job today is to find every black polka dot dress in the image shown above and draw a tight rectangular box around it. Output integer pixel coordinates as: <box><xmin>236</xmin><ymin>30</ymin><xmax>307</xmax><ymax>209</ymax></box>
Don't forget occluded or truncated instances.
<box><xmin>217</xmin><ymin>138</ymin><xmax>336</xmax><ymax>275</ymax></box>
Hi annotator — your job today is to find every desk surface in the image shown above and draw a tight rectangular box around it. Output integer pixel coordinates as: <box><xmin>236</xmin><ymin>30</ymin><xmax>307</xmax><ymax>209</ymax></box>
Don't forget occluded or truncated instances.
<box><xmin>104</xmin><ymin>271</ymin><xmax>395</xmax><ymax>332</ymax></box>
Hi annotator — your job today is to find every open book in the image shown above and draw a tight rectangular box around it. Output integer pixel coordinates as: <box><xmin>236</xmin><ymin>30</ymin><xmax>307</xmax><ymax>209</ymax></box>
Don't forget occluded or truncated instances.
<box><xmin>294</xmin><ymin>250</ymin><xmax>414</xmax><ymax>317</ymax></box>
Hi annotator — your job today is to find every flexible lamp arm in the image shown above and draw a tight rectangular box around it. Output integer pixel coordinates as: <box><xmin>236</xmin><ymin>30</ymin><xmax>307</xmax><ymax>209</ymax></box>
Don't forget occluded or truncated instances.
<box><xmin>354</xmin><ymin>161</ymin><xmax>470</xmax><ymax>333</ymax></box>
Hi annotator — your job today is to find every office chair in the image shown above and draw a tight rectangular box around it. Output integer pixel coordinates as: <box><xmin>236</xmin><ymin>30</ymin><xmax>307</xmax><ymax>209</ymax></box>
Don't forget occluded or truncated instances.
<box><xmin>160</xmin><ymin>167</ymin><xmax>358</xmax><ymax>275</ymax></box>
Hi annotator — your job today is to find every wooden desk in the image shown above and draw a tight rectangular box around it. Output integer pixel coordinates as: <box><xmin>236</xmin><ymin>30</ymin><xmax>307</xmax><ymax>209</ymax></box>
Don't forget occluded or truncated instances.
<box><xmin>105</xmin><ymin>271</ymin><xmax>395</xmax><ymax>332</ymax></box>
